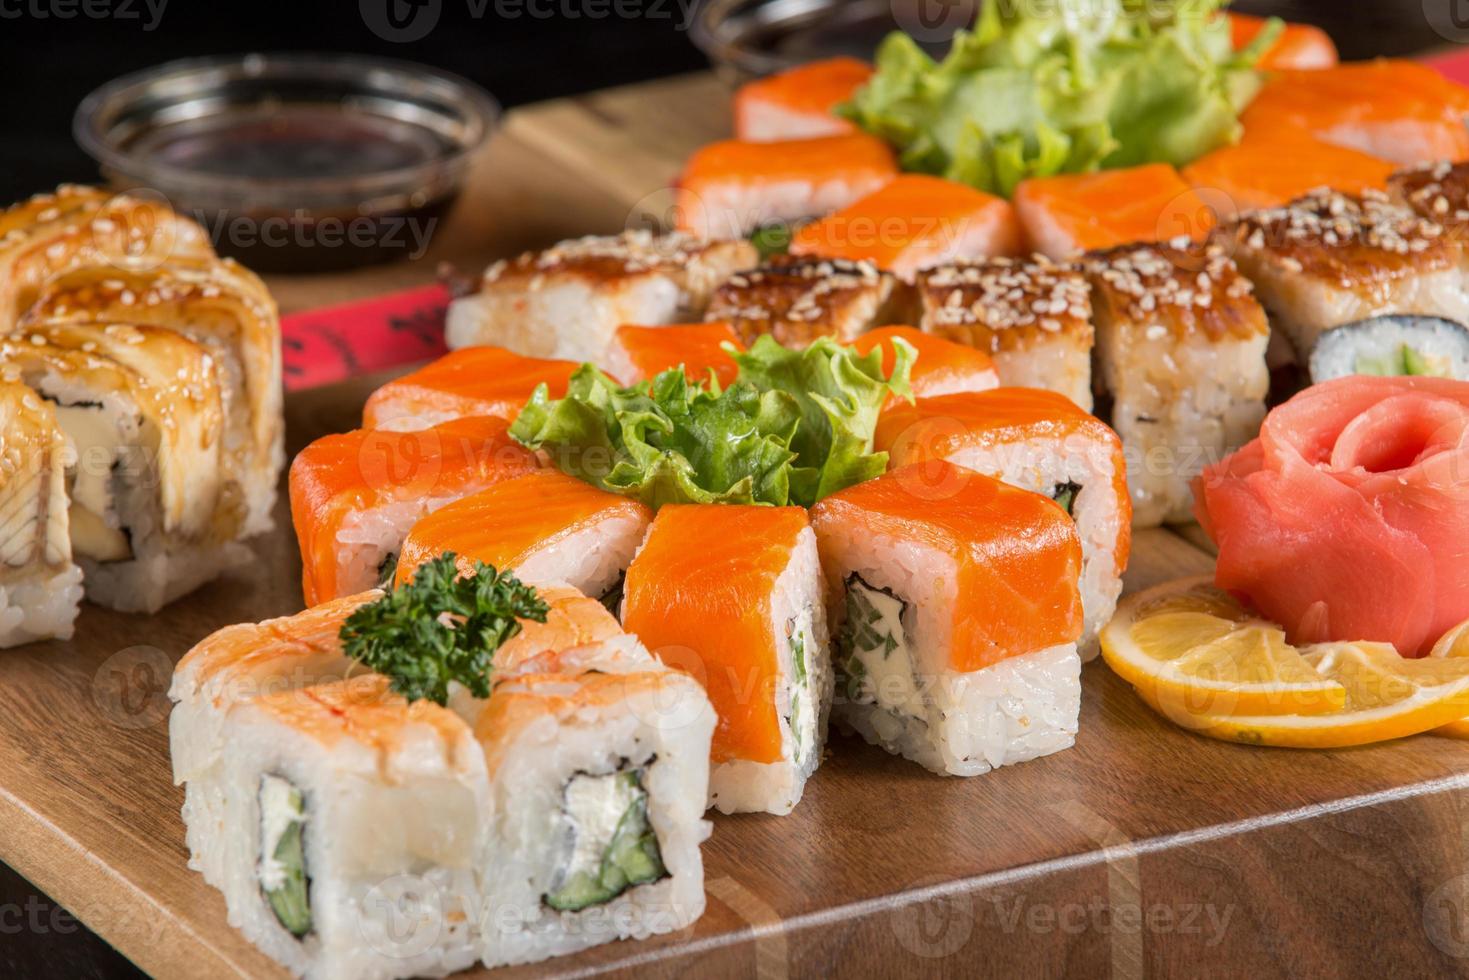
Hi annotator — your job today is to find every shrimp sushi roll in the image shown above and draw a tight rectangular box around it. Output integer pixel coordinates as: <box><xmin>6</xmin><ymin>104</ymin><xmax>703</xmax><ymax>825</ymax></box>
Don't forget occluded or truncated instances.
<box><xmin>209</xmin><ymin>674</ymin><xmax>489</xmax><ymax>980</ymax></box>
<box><xmin>0</xmin><ymin>379</ymin><xmax>82</xmax><ymax>646</ymax></box>
<box><xmin>852</xmin><ymin>325</ymin><xmax>998</xmax><ymax>401</ymax></box>
<box><xmin>875</xmin><ymin>387</ymin><xmax>1130</xmax><ymax>658</ymax></box>
<box><xmin>1084</xmin><ymin>242</ymin><xmax>1270</xmax><ymax>527</ymax></box>
<box><xmin>788</xmin><ymin>175</ymin><xmax>1022</xmax><ymax>280</ymax></box>
<box><xmin>395</xmin><ymin>470</ymin><xmax>653</xmax><ymax>607</ymax></box>
<box><xmin>290</xmin><ymin>416</ymin><xmax>542</xmax><ymax>606</ymax></box>
<box><xmin>810</xmin><ymin>461</ymin><xmax>1085</xmax><ymax>776</ymax></box>
<box><xmin>1</xmin><ymin>322</ymin><xmax>245</xmax><ymax>612</ymax></box>
<box><xmin>675</xmin><ymin>134</ymin><xmax>898</xmax><ymax>240</ymax></box>
<box><xmin>622</xmin><ymin>504</ymin><xmax>832</xmax><ymax>815</ymax></box>
<box><xmin>733</xmin><ymin>57</ymin><xmax>872</xmax><ymax>142</ymax></box>
<box><xmin>915</xmin><ymin>257</ymin><xmax>1094</xmax><ymax>410</ymax></box>
<box><xmin>0</xmin><ymin>185</ymin><xmax>213</xmax><ymax>328</ymax></box>
<box><xmin>1014</xmin><ymin>164</ymin><xmax>1215</xmax><ymax>260</ymax></box>
<box><xmin>601</xmin><ymin>321</ymin><xmax>744</xmax><ymax>386</ymax></box>
<box><xmin>484</xmin><ymin>584</ymin><xmax>650</xmax><ymax>683</ymax></box>
<box><xmin>24</xmin><ymin>256</ymin><xmax>284</xmax><ymax>535</ymax></box>
<box><xmin>467</xmin><ymin>667</ymin><xmax>715</xmax><ymax>967</ymax></box>
<box><xmin>1181</xmin><ymin>130</ymin><xmax>1396</xmax><ymax>216</ymax></box>
<box><xmin>445</xmin><ymin>232</ymin><xmax>756</xmax><ymax>361</ymax></box>
<box><xmin>705</xmin><ymin>255</ymin><xmax>905</xmax><ymax>347</ymax></box>
<box><xmin>362</xmin><ymin>347</ymin><xmax>579</xmax><ymax>431</ymax></box>
<box><xmin>1240</xmin><ymin>62</ymin><xmax>1469</xmax><ymax>165</ymax></box>
<box><xmin>1228</xmin><ymin>13</ymin><xmax>1338</xmax><ymax>70</ymax></box>
<box><xmin>1220</xmin><ymin>189</ymin><xmax>1469</xmax><ymax>362</ymax></box>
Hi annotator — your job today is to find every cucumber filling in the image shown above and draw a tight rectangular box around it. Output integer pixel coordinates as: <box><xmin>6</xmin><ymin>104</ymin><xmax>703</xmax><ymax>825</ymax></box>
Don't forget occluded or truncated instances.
<box><xmin>786</xmin><ymin>609</ymin><xmax>816</xmax><ymax>764</ymax></box>
<box><xmin>839</xmin><ymin>573</ymin><xmax>924</xmax><ymax>719</ymax></box>
<box><xmin>258</xmin><ymin>774</ymin><xmax>312</xmax><ymax>938</ymax></box>
<box><xmin>544</xmin><ymin>768</ymin><xmax>666</xmax><ymax>913</ymax></box>
<box><xmin>1051</xmin><ymin>481</ymin><xmax>1082</xmax><ymax>517</ymax></box>
<box><xmin>1356</xmin><ymin>344</ymin><xmax>1451</xmax><ymax>378</ymax></box>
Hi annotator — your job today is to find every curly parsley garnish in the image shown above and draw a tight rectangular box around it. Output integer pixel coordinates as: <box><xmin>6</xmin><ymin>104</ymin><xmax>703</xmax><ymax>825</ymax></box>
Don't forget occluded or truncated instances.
<box><xmin>338</xmin><ymin>553</ymin><xmax>550</xmax><ymax>705</ymax></box>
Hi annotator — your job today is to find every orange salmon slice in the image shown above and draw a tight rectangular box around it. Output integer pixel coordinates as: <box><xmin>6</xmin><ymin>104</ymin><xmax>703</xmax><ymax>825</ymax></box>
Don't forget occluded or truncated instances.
<box><xmin>1013</xmin><ymin>164</ymin><xmax>1214</xmax><ymax>260</ymax></box>
<box><xmin>362</xmin><ymin>346</ymin><xmax>578</xmax><ymax>430</ymax></box>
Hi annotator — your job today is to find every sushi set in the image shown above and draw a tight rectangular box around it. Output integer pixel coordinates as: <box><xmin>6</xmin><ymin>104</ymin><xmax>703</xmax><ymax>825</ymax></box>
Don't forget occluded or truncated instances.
<box><xmin>8</xmin><ymin>2</ymin><xmax>1469</xmax><ymax>977</ymax></box>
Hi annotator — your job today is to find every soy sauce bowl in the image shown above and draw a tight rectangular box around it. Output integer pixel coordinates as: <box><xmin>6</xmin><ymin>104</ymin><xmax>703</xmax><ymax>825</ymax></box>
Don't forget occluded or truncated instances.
<box><xmin>75</xmin><ymin>53</ymin><xmax>499</xmax><ymax>273</ymax></box>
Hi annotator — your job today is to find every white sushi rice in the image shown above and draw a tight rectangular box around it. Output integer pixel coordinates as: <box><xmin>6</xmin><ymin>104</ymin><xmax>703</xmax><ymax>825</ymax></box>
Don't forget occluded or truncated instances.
<box><xmin>0</xmin><ymin>564</ymin><xmax>83</xmax><ymax>647</ymax></box>
<box><xmin>333</xmin><ymin>495</ymin><xmax>463</xmax><ymax>597</ymax></box>
<box><xmin>706</xmin><ymin>524</ymin><xmax>833</xmax><ymax>816</ymax></box>
<box><xmin>515</xmin><ymin>512</ymin><xmax>649</xmax><ymax>602</ymax></box>
<box><xmin>683</xmin><ymin>175</ymin><xmax>890</xmax><ymax>240</ymax></box>
<box><xmin>738</xmin><ymin>103</ymin><xmax>852</xmax><ymax>143</ymax></box>
<box><xmin>473</xmin><ymin>670</ymin><xmax>715</xmax><ymax>968</ymax></box>
<box><xmin>943</xmin><ymin>438</ymin><xmax>1126</xmax><ymax>661</ymax></box>
<box><xmin>210</xmin><ymin>692</ymin><xmax>490</xmax><ymax>980</ymax></box>
<box><xmin>823</xmin><ymin>528</ymin><xmax>1081</xmax><ymax>777</ymax></box>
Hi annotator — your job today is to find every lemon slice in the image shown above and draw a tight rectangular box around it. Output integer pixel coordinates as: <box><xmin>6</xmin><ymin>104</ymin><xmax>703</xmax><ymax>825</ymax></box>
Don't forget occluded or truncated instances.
<box><xmin>1166</xmin><ymin>641</ymin><xmax>1469</xmax><ymax>748</ymax></box>
<box><xmin>1428</xmin><ymin>617</ymin><xmax>1469</xmax><ymax>739</ymax></box>
<box><xmin>1100</xmin><ymin>577</ymin><xmax>1347</xmax><ymax>717</ymax></box>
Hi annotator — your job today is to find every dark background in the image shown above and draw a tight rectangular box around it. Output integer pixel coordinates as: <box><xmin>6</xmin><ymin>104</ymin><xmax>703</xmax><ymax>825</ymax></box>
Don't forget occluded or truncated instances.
<box><xmin>0</xmin><ymin>0</ymin><xmax>1454</xmax><ymax>976</ymax></box>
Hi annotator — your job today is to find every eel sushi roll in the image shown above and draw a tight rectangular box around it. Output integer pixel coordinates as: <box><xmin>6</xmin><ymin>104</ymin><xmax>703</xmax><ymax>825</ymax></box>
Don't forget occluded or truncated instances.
<box><xmin>1013</xmin><ymin>164</ymin><xmax>1214</xmax><ymax>260</ymax></box>
<box><xmin>916</xmin><ymin>257</ymin><xmax>1095</xmax><ymax>410</ymax></box>
<box><xmin>704</xmin><ymin>255</ymin><xmax>905</xmax><ymax>347</ymax></box>
<box><xmin>622</xmin><ymin>504</ymin><xmax>833</xmax><ymax>815</ymax></box>
<box><xmin>24</xmin><ymin>256</ymin><xmax>284</xmax><ymax>535</ymax></box>
<box><xmin>0</xmin><ymin>378</ymin><xmax>82</xmax><ymax>646</ymax></box>
<box><xmin>875</xmin><ymin>387</ymin><xmax>1130</xmax><ymax>659</ymax></box>
<box><xmin>445</xmin><ymin>231</ymin><xmax>756</xmax><ymax>361</ymax></box>
<box><xmin>210</xmin><ymin>674</ymin><xmax>489</xmax><ymax>980</ymax></box>
<box><xmin>810</xmin><ymin>461</ymin><xmax>1085</xmax><ymax>776</ymax></box>
<box><xmin>852</xmin><ymin>325</ymin><xmax>999</xmax><ymax>401</ymax></box>
<box><xmin>394</xmin><ymin>469</ymin><xmax>653</xmax><ymax>607</ymax></box>
<box><xmin>290</xmin><ymin>416</ymin><xmax>541</xmax><ymax>605</ymax></box>
<box><xmin>361</xmin><ymin>347</ymin><xmax>578</xmax><ymax>431</ymax></box>
<box><xmin>1221</xmin><ymin>189</ymin><xmax>1469</xmax><ymax>363</ymax></box>
<box><xmin>788</xmin><ymin>174</ymin><xmax>1022</xmax><ymax>280</ymax></box>
<box><xmin>1</xmin><ymin>322</ymin><xmax>245</xmax><ymax>612</ymax></box>
<box><xmin>601</xmin><ymin>321</ymin><xmax>744</xmax><ymax>387</ymax></box>
<box><xmin>467</xmin><ymin>667</ymin><xmax>716</xmax><ymax>967</ymax></box>
<box><xmin>732</xmin><ymin>56</ymin><xmax>871</xmax><ymax>142</ymax></box>
<box><xmin>675</xmin><ymin>133</ymin><xmax>897</xmax><ymax>240</ymax></box>
<box><xmin>0</xmin><ymin>185</ymin><xmax>214</xmax><ymax>327</ymax></box>
<box><xmin>1084</xmin><ymin>242</ymin><xmax>1270</xmax><ymax>527</ymax></box>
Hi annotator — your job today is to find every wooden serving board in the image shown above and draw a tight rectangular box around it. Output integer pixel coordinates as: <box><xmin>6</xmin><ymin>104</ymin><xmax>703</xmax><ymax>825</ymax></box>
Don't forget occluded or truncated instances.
<box><xmin>4</xmin><ymin>73</ymin><xmax>1469</xmax><ymax>979</ymax></box>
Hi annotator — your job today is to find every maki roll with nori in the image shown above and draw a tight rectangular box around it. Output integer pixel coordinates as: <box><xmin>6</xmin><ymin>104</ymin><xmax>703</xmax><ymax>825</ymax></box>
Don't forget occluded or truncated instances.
<box><xmin>1308</xmin><ymin>314</ymin><xmax>1469</xmax><ymax>383</ymax></box>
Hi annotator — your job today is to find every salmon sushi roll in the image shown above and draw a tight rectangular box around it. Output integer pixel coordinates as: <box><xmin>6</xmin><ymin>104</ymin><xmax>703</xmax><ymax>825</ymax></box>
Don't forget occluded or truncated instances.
<box><xmin>395</xmin><ymin>470</ymin><xmax>653</xmax><ymax>608</ymax></box>
<box><xmin>675</xmin><ymin>133</ymin><xmax>898</xmax><ymax>240</ymax></box>
<box><xmin>445</xmin><ymin>231</ymin><xmax>756</xmax><ymax>361</ymax></box>
<box><xmin>788</xmin><ymin>174</ymin><xmax>1022</xmax><ymax>280</ymax></box>
<box><xmin>733</xmin><ymin>56</ymin><xmax>872</xmax><ymax>142</ymax></box>
<box><xmin>1084</xmin><ymin>242</ymin><xmax>1270</xmax><ymax>527</ymax></box>
<box><xmin>915</xmin><ymin>257</ymin><xmax>1094</xmax><ymax>410</ymax></box>
<box><xmin>467</xmin><ymin>667</ymin><xmax>715</xmax><ymax>966</ymax></box>
<box><xmin>705</xmin><ymin>255</ymin><xmax>905</xmax><ymax>347</ymax></box>
<box><xmin>1181</xmin><ymin>130</ymin><xmax>1396</xmax><ymax>216</ymax></box>
<box><xmin>1220</xmin><ymin>189</ymin><xmax>1469</xmax><ymax>363</ymax></box>
<box><xmin>1228</xmin><ymin>13</ymin><xmax>1338</xmax><ymax>71</ymax></box>
<box><xmin>875</xmin><ymin>388</ymin><xmax>1130</xmax><ymax>658</ymax></box>
<box><xmin>362</xmin><ymin>346</ymin><xmax>578</xmax><ymax>431</ymax></box>
<box><xmin>0</xmin><ymin>379</ymin><xmax>82</xmax><ymax>646</ymax></box>
<box><xmin>622</xmin><ymin>505</ymin><xmax>832</xmax><ymax>815</ymax></box>
<box><xmin>810</xmin><ymin>462</ymin><xmax>1084</xmax><ymax>776</ymax></box>
<box><xmin>601</xmin><ymin>321</ymin><xmax>743</xmax><ymax>386</ymax></box>
<box><xmin>209</xmin><ymin>674</ymin><xmax>489</xmax><ymax>980</ymax></box>
<box><xmin>1014</xmin><ymin>164</ymin><xmax>1216</xmax><ymax>260</ymax></box>
<box><xmin>290</xmin><ymin>416</ymin><xmax>542</xmax><ymax>606</ymax></box>
<box><xmin>852</xmin><ymin>325</ymin><xmax>998</xmax><ymax>402</ymax></box>
<box><xmin>1240</xmin><ymin>62</ymin><xmax>1469</xmax><ymax>165</ymax></box>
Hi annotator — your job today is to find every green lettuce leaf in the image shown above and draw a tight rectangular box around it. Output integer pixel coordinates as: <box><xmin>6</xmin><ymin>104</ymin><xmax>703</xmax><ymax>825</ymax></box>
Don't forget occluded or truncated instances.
<box><xmin>731</xmin><ymin>336</ymin><xmax>914</xmax><ymax>505</ymax></box>
<box><xmin>510</xmin><ymin>364</ymin><xmax>802</xmax><ymax>508</ymax></box>
<box><xmin>838</xmin><ymin>0</ymin><xmax>1266</xmax><ymax>197</ymax></box>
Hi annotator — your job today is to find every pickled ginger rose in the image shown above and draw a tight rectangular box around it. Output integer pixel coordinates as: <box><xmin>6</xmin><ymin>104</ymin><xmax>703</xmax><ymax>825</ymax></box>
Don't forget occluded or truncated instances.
<box><xmin>1194</xmin><ymin>376</ymin><xmax>1469</xmax><ymax>656</ymax></box>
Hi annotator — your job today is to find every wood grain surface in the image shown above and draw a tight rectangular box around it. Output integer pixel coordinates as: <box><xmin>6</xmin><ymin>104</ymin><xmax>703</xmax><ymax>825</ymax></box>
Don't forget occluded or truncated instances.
<box><xmin>3</xmin><ymin>73</ymin><xmax>1469</xmax><ymax>979</ymax></box>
